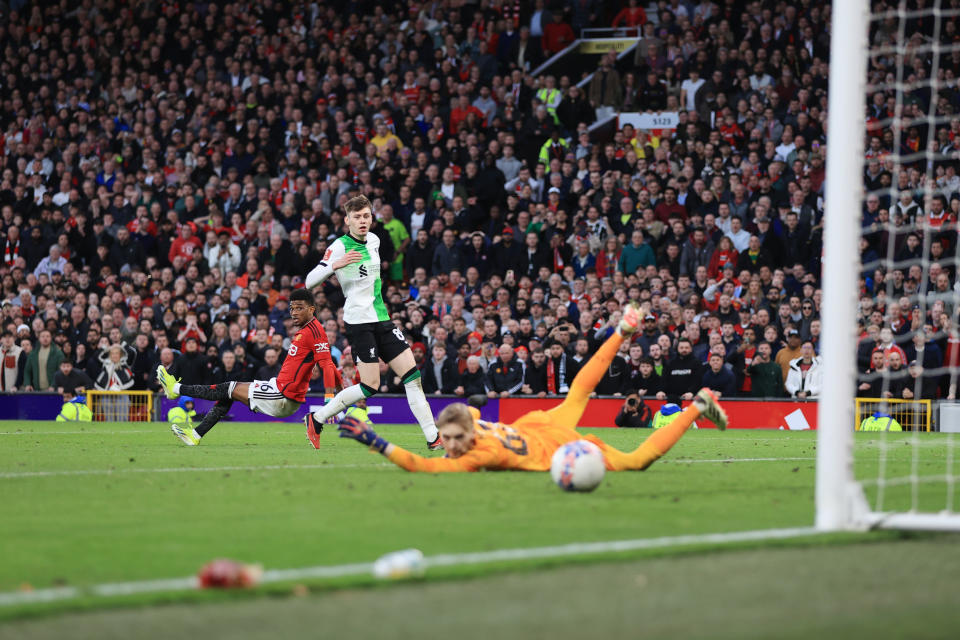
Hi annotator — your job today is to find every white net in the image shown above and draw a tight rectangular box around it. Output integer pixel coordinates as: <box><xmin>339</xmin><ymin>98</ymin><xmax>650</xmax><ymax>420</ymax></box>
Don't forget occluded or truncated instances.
<box><xmin>855</xmin><ymin>0</ymin><xmax>960</xmax><ymax>520</ymax></box>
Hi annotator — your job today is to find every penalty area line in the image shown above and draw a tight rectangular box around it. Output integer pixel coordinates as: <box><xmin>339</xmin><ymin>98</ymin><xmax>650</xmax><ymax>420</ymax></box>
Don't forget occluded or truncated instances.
<box><xmin>0</xmin><ymin>526</ymin><xmax>820</xmax><ymax>607</ymax></box>
<box><xmin>0</xmin><ymin>456</ymin><xmax>816</xmax><ymax>479</ymax></box>
<box><xmin>0</xmin><ymin>463</ymin><xmax>393</xmax><ymax>479</ymax></box>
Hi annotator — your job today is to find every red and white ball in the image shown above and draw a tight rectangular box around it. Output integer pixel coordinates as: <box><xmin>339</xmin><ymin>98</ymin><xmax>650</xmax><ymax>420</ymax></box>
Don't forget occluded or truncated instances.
<box><xmin>550</xmin><ymin>440</ymin><xmax>606</xmax><ymax>492</ymax></box>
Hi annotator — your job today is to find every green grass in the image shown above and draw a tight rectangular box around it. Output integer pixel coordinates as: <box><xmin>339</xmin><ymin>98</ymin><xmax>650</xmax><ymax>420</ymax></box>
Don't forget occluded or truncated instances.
<box><xmin>0</xmin><ymin>420</ymin><xmax>956</xmax><ymax>635</ymax></box>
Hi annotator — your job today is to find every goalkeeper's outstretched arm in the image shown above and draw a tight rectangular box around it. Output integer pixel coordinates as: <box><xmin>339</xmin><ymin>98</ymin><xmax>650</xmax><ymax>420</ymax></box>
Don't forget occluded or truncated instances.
<box><xmin>337</xmin><ymin>417</ymin><xmax>489</xmax><ymax>472</ymax></box>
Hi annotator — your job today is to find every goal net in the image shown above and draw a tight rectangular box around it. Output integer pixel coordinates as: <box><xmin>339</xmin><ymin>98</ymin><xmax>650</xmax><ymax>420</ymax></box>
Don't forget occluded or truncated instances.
<box><xmin>818</xmin><ymin>0</ymin><xmax>960</xmax><ymax>530</ymax></box>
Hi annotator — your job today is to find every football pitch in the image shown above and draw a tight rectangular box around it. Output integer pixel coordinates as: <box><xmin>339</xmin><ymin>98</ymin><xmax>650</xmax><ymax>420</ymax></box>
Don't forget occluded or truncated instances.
<box><xmin>1</xmin><ymin>420</ymin><xmax>957</xmax><ymax>638</ymax></box>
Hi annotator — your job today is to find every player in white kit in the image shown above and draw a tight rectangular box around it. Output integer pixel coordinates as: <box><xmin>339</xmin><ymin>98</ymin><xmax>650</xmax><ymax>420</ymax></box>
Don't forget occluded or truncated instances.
<box><xmin>304</xmin><ymin>195</ymin><xmax>441</xmax><ymax>449</ymax></box>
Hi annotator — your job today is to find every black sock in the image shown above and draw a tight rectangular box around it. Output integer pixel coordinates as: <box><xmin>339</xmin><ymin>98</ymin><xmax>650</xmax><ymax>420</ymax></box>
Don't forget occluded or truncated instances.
<box><xmin>195</xmin><ymin>399</ymin><xmax>233</xmax><ymax>437</ymax></box>
<box><xmin>180</xmin><ymin>383</ymin><xmax>232</xmax><ymax>401</ymax></box>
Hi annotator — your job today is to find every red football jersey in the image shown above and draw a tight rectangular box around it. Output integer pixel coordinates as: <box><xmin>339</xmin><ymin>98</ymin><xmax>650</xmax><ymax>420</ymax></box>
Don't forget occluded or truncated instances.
<box><xmin>276</xmin><ymin>318</ymin><xmax>340</xmax><ymax>402</ymax></box>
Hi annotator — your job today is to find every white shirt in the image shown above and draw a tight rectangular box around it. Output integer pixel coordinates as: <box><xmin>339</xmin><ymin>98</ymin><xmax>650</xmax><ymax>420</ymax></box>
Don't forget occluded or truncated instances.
<box><xmin>681</xmin><ymin>78</ymin><xmax>705</xmax><ymax>110</ymax></box>
<box><xmin>306</xmin><ymin>233</ymin><xmax>390</xmax><ymax>325</ymax></box>
<box><xmin>726</xmin><ymin>228</ymin><xmax>751</xmax><ymax>252</ymax></box>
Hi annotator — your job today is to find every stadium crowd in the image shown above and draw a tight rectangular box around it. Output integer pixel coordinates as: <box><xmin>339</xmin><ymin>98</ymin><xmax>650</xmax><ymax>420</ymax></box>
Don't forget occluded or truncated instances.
<box><xmin>0</xmin><ymin>0</ymin><xmax>957</xmax><ymax>409</ymax></box>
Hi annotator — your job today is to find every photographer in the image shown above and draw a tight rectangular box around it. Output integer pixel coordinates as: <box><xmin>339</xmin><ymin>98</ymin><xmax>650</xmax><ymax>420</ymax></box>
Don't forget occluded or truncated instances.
<box><xmin>615</xmin><ymin>393</ymin><xmax>652</xmax><ymax>428</ymax></box>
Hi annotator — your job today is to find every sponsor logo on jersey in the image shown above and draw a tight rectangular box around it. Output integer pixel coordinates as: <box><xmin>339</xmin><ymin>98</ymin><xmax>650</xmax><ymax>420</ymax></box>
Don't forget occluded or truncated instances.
<box><xmin>370</xmin><ymin>347</ymin><xmax>376</xmax><ymax>359</ymax></box>
<box><xmin>359</xmin><ymin>264</ymin><xmax>368</xmax><ymax>277</ymax></box>
<box><xmin>294</xmin><ymin>333</ymin><xmax>302</xmax><ymax>341</ymax></box>
<box><xmin>323</xmin><ymin>248</ymin><xmax>333</xmax><ymax>261</ymax></box>
<box><xmin>314</xmin><ymin>342</ymin><xmax>329</xmax><ymax>353</ymax></box>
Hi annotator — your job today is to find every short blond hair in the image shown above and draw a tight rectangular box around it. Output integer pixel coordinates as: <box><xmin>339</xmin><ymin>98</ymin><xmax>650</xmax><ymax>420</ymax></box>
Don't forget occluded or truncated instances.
<box><xmin>343</xmin><ymin>195</ymin><xmax>372</xmax><ymax>216</ymax></box>
<box><xmin>436</xmin><ymin>403</ymin><xmax>475</xmax><ymax>432</ymax></box>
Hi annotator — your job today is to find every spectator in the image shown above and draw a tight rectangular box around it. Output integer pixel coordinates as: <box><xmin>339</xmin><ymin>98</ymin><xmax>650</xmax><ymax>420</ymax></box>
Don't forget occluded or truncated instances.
<box><xmin>617</xmin><ymin>230</ymin><xmax>657</xmax><ymax>276</ymax></box>
<box><xmin>588</xmin><ymin>52</ymin><xmax>623</xmax><ymax>109</ymax></box>
<box><xmin>23</xmin><ymin>330</ymin><xmax>64</xmax><ymax>392</ymax></box>
<box><xmin>94</xmin><ymin>344</ymin><xmax>136</xmax><ymax>392</ymax></box>
<box><xmin>486</xmin><ymin>344</ymin><xmax>524</xmax><ymax>398</ymax></box>
<box><xmin>702</xmin><ymin>352</ymin><xmax>738</xmax><ymax>398</ymax></box>
<box><xmin>255</xmin><ymin>348</ymin><xmax>282</xmax><ymax>381</ymax></box>
<box><xmin>522</xmin><ymin>348</ymin><xmax>550</xmax><ymax>397</ymax></box>
<box><xmin>748</xmin><ymin>342</ymin><xmax>784</xmax><ymax>398</ymax></box>
<box><xmin>423</xmin><ymin>344</ymin><xmax>459</xmax><ymax>395</ymax></box>
<box><xmin>661</xmin><ymin>338</ymin><xmax>703</xmax><ymax>401</ymax></box>
<box><xmin>432</xmin><ymin>229</ymin><xmax>463</xmax><ymax>276</ymax></box>
<box><xmin>680</xmin><ymin>228</ymin><xmax>716</xmax><ymax>277</ymax></box>
<box><xmin>33</xmin><ymin>245</ymin><xmax>68</xmax><ymax>279</ymax></box>
<box><xmin>457</xmin><ymin>356</ymin><xmax>488</xmax><ymax>398</ymax></box>
<box><xmin>0</xmin><ymin>331</ymin><xmax>25</xmax><ymax>391</ymax></box>
<box><xmin>206</xmin><ymin>230</ymin><xmax>241</xmax><ymax>277</ymax></box>
<box><xmin>54</xmin><ymin>360</ymin><xmax>94</xmax><ymax>396</ymax></box>
<box><xmin>543</xmin><ymin>13</ymin><xmax>576</xmax><ymax>56</ymax></box>
<box><xmin>785</xmin><ymin>342</ymin><xmax>824</xmax><ymax>399</ymax></box>
<box><xmin>170</xmin><ymin>338</ymin><xmax>210</xmax><ymax>385</ymax></box>
<box><xmin>776</xmin><ymin>329</ymin><xmax>804</xmax><ymax>385</ymax></box>
<box><xmin>634</xmin><ymin>355</ymin><xmax>664</xmax><ymax>398</ymax></box>
<box><xmin>168</xmin><ymin>225</ymin><xmax>202</xmax><ymax>266</ymax></box>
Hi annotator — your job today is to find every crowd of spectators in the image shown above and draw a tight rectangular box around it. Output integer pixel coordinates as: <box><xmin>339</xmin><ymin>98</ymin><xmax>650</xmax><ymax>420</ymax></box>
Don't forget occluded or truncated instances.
<box><xmin>0</xmin><ymin>0</ymin><xmax>957</xmax><ymax>409</ymax></box>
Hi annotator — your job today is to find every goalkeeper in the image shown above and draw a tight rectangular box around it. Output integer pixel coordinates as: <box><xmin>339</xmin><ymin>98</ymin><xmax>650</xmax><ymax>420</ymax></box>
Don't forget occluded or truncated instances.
<box><xmin>337</xmin><ymin>303</ymin><xmax>727</xmax><ymax>472</ymax></box>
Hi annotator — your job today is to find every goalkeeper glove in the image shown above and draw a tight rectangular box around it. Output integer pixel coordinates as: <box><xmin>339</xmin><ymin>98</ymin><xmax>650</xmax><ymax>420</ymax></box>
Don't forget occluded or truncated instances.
<box><xmin>338</xmin><ymin>416</ymin><xmax>389</xmax><ymax>453</ymax></box>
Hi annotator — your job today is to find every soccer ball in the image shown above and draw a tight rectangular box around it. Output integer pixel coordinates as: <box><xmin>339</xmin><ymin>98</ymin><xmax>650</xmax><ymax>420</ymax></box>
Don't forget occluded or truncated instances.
<box><xmin>550</xmin><ymin>440</ymin><xmax>606</xmax><ymax>492</ymax></box>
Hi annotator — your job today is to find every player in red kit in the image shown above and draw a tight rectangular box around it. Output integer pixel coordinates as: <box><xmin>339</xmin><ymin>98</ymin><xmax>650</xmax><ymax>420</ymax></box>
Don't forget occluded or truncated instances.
<box><xmin>156</xmin><ymin>289</ymin><xmax>342</xmax><ymax>446</ymax></box>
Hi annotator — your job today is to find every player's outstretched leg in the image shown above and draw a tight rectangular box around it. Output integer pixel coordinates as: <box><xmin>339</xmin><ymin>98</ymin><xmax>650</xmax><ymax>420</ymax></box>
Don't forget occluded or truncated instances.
<box><xmin>171</xmin><ymin>398</ymin><xmax>235</xmax><ymax>446</ymax></box>
<box><xmin>600</xmin><ymin>387</ymin><xmax>728</xmax><ymax>471</ymax></box>
<box><xmin>548</xmin><ymin>302</ymin><xmax>641</xmax><ymax>427</ymax></box>
<box><xmin>309</xmin><ymin>383</ymin><xmax>370</xmax><ymax>424</ymax></box>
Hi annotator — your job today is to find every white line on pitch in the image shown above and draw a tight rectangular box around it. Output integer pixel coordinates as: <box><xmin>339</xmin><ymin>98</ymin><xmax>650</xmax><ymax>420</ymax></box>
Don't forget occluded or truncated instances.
<box><xmin>0</xmin><ymin>526</ymin><xmax>820</xmax><ymax>607</ymax></box>
<box><xmin>666</xmin><ymin>456</ymin><xmax>815</xmax><ymax>464</ymax></box>
<box><xmin>0</xmin><ymin>431</ymin><xmax>157</xmax><ymax>435</ymax></box>
<box><xmin>0</xmin><ymin>463</ymin><xmax>393</xmax><ymax>479</ymax></box>
<box><xmin>0</xmin><ymin>457</ymin><xmax>817</xmax><ymax>479</ymax></box>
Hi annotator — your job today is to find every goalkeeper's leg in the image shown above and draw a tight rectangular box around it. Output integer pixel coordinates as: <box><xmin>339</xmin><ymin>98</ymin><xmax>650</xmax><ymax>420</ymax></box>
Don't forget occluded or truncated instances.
<box><xmin>598</xmin><ymin>388</ymin><xmax>727</xmax><ymax>471</ymax></box>
<box><xmin>547</xmin><ymin>303</ymin><xmax>641</xmax><ymax>428</ymax></box>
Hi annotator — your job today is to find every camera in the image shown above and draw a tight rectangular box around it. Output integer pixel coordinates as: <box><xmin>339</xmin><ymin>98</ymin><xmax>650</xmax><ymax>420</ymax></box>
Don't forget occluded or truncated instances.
<box><xmin>627</xmin><ymin>398</ymin><xmax>637</xmax><ymax>407</ymax></box>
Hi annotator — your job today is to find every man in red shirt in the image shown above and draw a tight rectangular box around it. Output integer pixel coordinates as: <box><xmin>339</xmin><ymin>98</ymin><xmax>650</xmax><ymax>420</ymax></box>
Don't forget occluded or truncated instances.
<box><xmin>157</xmin><ymin>289</ymin><xmax>342</xmax><ymax>447</ymax></box>
<box><xmin>542</xmin><ymin>12</ymin><xmax>575</xmax><ymax>55</ymax></box>
<box><xmin>449</xmin><ymin>95</ymin><xmax>486</xmax><ymax>133</ymax></box>
<box><xmin>167</xmin><ymin>223</ymin><xmax>202</xmax><ymax>264</ymax></box>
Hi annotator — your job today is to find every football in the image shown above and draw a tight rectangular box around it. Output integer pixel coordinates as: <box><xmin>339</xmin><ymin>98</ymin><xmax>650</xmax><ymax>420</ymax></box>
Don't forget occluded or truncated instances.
<box><xmin>550</xmin><ymin>440</ymin><xmax>606</xmax><ymax>492</ymax></box>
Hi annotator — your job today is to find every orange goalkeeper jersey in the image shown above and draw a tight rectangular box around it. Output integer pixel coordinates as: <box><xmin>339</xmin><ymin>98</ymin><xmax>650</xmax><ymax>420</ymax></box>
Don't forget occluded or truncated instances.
<box><xmin>387</xmin><ymin>409</ymin><xmax>586</xmax><ymax>472</ymax></box>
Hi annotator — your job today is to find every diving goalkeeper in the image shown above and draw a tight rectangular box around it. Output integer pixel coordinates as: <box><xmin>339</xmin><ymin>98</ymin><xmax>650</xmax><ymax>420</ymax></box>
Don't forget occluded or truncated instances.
<box><xmin>337</xmin><ymin>303</ymin><xmax>727</xmax><ymax>472</ymax></box>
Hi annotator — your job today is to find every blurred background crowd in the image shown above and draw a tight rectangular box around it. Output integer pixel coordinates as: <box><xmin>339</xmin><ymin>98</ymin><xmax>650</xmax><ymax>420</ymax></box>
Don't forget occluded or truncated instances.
<box><xmin>0</xmin><ymin>0</ymin><xmax>957</xmax><ymax>406</ymax></box>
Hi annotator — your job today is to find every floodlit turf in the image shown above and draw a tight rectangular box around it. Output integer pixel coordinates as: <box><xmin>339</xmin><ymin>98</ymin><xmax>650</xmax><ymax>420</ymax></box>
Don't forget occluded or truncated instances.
<box><xmin>2</xmin><ymin>537</ymin><xmax>957</xmax><ymax>640</ymax></box>
<box><xmin>0</xmin><ymin>420</ymin><xmax>956</xmax><ymax>630</ymax></box>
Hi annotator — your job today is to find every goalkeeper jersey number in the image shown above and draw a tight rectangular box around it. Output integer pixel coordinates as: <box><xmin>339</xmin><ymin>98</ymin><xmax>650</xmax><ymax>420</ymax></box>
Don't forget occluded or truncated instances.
<box><xmin>320</xmin><ymin>233</ymin><xmax>391</xmax><ymax>324</ymax></box>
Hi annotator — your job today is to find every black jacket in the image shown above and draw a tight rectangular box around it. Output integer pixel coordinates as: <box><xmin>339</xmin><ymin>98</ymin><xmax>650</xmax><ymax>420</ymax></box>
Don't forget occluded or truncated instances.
<box><xmin>662</xmin><ymin>353</ymin><xmax>704</xmax><ymax>399</ymax></box>
<box><xmin>170</xmin><ymin>351</ymin><xmax>211</xmax><ymax>385</ymax></box>
<box><xmin>633</xmin><ymin>372</ymin><xmax>663</xmax><ymax>397</ymax></box>
<box><xmin>615</xmin><ymin>401</ymin><xmax>653</xmax><ymax>428</ymax></box>
<box><xmin>405</xmin><ymin>239</ymin><xmax>436</xmax><ymax>276</ymax></box>
<box><xmin>490</xmin><ymin>239</ymin><xmax>525</xmax><ymax>275</ymax></box>
<box><xmin>212</xmin><ymin>364</ymin><xmax>252</xmax><ymax>383</ymax></box>
<box><xmin>486</xmin><ymin>357</ymin><xmax>524</xmax><ymax>394</ymax></box>
<box><xmin>422</xmin><ymin>357</ymin><xmax>459</xmax><ymax>394</ymax></box>
<box><xmin>460</xmin><ymin>368</ymin><xmax>488</xmax><ymax>396</ymax></box>
<box><xmin>595</xmin><ymin>355</ymin><xmax>631</xmax><ymax>395</ymax></box>
<box><xmin>523</xmin><ymin>361</ymin><xmax>549</xmax><ymax>394</ymax></box>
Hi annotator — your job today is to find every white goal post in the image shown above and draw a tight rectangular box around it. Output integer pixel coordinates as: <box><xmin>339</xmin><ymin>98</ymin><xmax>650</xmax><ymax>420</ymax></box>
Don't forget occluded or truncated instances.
<box><xmin>817</xmin><ymin>0</ymin><xmax>960</xmax><ymax>532</ymax></box>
